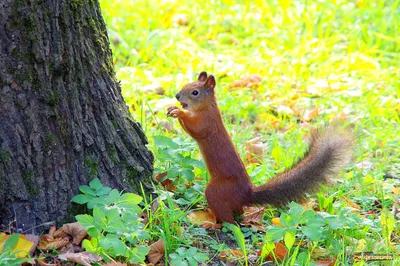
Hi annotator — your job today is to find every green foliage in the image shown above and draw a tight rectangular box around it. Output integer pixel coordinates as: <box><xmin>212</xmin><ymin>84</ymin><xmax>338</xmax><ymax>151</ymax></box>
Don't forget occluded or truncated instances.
<box><xmin>263</xmin><ymin>202</ymin><xmax>374</xmax><ymax>264</ymax></box>
<box><xmin>154</xmin><ymin>135</ymin><xmax>206</xmax><ymax>206</ymax></box>
<box><xmin>73</xmin><ymin>178</ymin><xmax>150</xmax><ymax>263</ymax></box>
<box><xmin>97</xmin><ymin>0</ymin><xmax>400</xmax><ymax>264</ymax></box>
<box><xmin>169</xmin><ymin>247</ymin><xmax>208</xmax><ymax>266</ymax></box>
<box><xmin>224</xmin><ymin>223</ymin><xmax>249</xmax><ymax>266</ymax></box>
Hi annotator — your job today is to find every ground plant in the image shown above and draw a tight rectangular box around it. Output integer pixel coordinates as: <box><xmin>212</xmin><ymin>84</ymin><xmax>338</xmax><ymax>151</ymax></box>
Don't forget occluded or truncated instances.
<box><xmin>97</xmin><ymin>0</ymin><xmax>399</xmax><ymax>264</ymax></box>
<box><xmin>1</xmin><ymin>0</ymin><xmax>399</xmax><ymax>265</ymax></box>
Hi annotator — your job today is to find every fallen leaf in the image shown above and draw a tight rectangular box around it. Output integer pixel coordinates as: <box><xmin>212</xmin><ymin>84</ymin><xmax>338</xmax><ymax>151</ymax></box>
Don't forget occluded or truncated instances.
<box><xmin>276</xmin><ymin>104</ymin><xmax>294</xmax><ymax>116</ymax></box>
<box><xmin>348</xmin><ymin>53</ymin><xmax>379</xmax><ymax>71</ymax></box>
<box><xmin>48</xmin><ymin>226</ymin><xmax>56</xmax><ymax>237</ymax></box>
<box><xmin>62</xmin><ymin>222</ymin><xmax>87</xmax><ymax>245</ymax></box>
<box><xmin>38</xmin><ymin>234</ymin><xmax>54</xmax><ymax>250</ymax></box>
<box><xmin>172</xmin><ymin>13</ymin><xmax>189</xmax><ymax>26</ymax></box>
<box><xmin>218</xmin><ymin>249</ymin><xmax>244</xmax><ymax>261</ymax></box>
<box><xmin>141</xmin><ymin>84</ymin><xmax>165</xmax><ymax>95</ymax></box>
<box><xmin>259</xmin><ymin>242</ymin><xmax>287</xmax><ymax>262</ymax></box>
<box><xmin>37</xmin><ymin>258</ymin><xmax>57</xmax><ymax>266</ymax></box>
<box><xmin>151</xmin><ymin>198</ymin><xmax>160</xmax><ymax>214</ymax></box>
<box><xmin>300</xmin><ymin>199</ymin><xmax>315</xmax><ymax>210</ymax></box>
<box><xmin>313</xmin><ymin>256</ymin><xmax>337</xmax><ymax>266</ymax></box>
<box><xmin>245</xmin><ymin>137</ymin><xmax>264</xmax><ymax>165</ymax></box>
<box><xmin>155</xmin><ymin>172</ymin><xmax>176</xmax><ymax>192</ymax></box>
<box><xmin>0</xmin><ymin>233</ymin><xmax>34</xmax><ymax>258</ymax></box>
<box><xmin>256</xmin><ymin>113</ymin><xmax>281</xmax><ymax>130</ymax></box>
<box><xmin>242</xmin><ymin>206</ymin><xmax>265</xmax><ymax>224</ymax></box>
<box><xmin>342</xmin><ymin>196</ymin><xmax>360</xmax><ymax>210</ymax></box>
<box><xmin>392</xmin><ymin>187</ymin><xmax>400</xmax><ymax>195</ymax></box>
<box><xmin>355</xmin><ymin>160</ymin><xmax>375</xmax><ymax>170</ymax></box>
<box><xmin>58</xmin><ymin>252</ymin><xmax>102</xmax><ymax>266</ymax></box>
<box><xmin>148</xmin><ymin>98</ymin><xmax>176</xmax><ymax>114</ymax></box>
<box><xmin>301</xmin><ymin>108</ymin><xmax>319</xmax><ymax>122</ymax></box>
<box><xmin>53</xmin><ymin>227</ymin><xmax>68</xmax><ymax>239</ymax></box>
<box><xmin>187</xmin><ymin>209</ymin><xmax>217</xmax><ymax>226</ymax></box>
<box><xmin>60</xmin><ymin>242</ymin><xmax>81</xmax><ymax>254</ymax></box>
<box><xmin>250</xmin><ymin>223</ymin><xmax>266</xmax><ymax>232</ymax></box>
<box><xmin>300</xmin><ymin>121</ymin><xmax>310</xmax><ymax>129</ymax></box>
<box><xmin>39</xmin><ymin>236</ymin><xmax>69</xmax><ymax>251</ymax></box>
<box><xmin>311</xmin><ymin>247</ymin><xmax>330</xmax><ymax>259</ymax></box>
<box><xmin>228</xmin><ymin>74</ymin><xmax>262</xmax><ymax>89</ymax></box>
<box><xmin>140</xmin><ymin>211</ymin><xmax>149</xmax><ymax>224</ymax></box>
<box><xmin>24</xmin><ymin>234</ymin><xmax>40</xmax><ymax>256</ymax></box>
<box><xmin>202</xmin><ymin>222</ymin><xmax>223</xmax><ymax>230</ymax></box>
<box><xmin>271</xmin><ymin>218</ymin><xmax>283</xmax><ymax>227</ymax></box>
<box><xmin>158</xmin><ymin>119</ymin><xmax>173</xmax><ymax>132</ymax></box>
<box><xmin>147</xmin><ymin>239</ymin><xmax>165</xmax><ymax>265</ymax></box>
<box><xmin>103</xmin><ymin>262</ymin><xmax>127</xmax><ymax>266</ymax></box>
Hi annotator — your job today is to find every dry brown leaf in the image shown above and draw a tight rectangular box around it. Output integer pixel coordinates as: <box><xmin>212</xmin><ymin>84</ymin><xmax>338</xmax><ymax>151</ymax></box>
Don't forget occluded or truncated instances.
<box><xmin>159</xmin><ymin>119</ymin><xmax>173</xmax><ymax>132</ymax></box>
<box><xmin>218</xmin><ymin>249</ymin><xmax>244</xmax><ymax>261</ymax></box>
<box><xmin>140</xmin><ymin>211</ymin><xmax>149</xmax><ymax>224</ymax></box>
<box><xmin>242</xmin><ymin>206</ymin><xmax>265</xmax><ymax>225</ymax></box>
<box><xmin>155</xmin><ymin>172</ymin><xmax>167</xmax><ymax>182</ymax></box>
<box><xmin>58</xmin><ymin>252</ymin><xmax>102</xmax><ymax>266</ymax></box>
<box><xmin>155</xmin><ymin>172</ymin><xmax>176</xmax><ymax>192</ymax></box>
<box><xmin>202</xmin><ymin>222</ymin><xmax>223</xmax><ymax>230</ymax></box>
<box><xmin>147</xmin><ymin>239</ymin><xmax>165</xmax><ymax>265</ymax></box>
<box><xmin>62</xmin><ymin>222</ymin><xmax>88</xmax><ymax>245</ymax></box>
<box><xmin>228</xmin><ymin>74</ymin><xmax>262</xmax><ymax>89</ymax></box>
<box><xmin>151</xmin><ymin>198</ymin><xmax>160</xmax><ymax>214</ymax></box>
<box><xmin>301</xmin><ymin>108</ymin><xmax>319</xmax><ymax>122</ymax></box>
<box><xmin>300</xmin><ymin>121</ymin><xmax>310</xmax><ymax>129</ymax></box>
<box><xmin>187</xmin><ymin>209</ymin><xmax>217</xmax><ymax>226</ymax></box>
<box><xmin>333</xmin><ymin>111</ymin><xmax>350</xmax><ymax>122</ymax></box>
<box><xmin>141</xmin><ymin>84</ymin><xmax>165</xmax><ymax>95</ymax></box>
<box><xmin>311</xmin><ymin>247</ymin><xmax>330</xmax><ymax>259</ymax></box>
<box><xmin>342</xmin><ymin>196</ymin><xmax>360</xmax><ymax>210</ymax></box>
<box><xmin>37</xmin><ymin>258</ymin><xmax>57</xmax><ymax>266</ymax></box>
<box><xmin>38</xmin><ymin>234</ymin><xmax>54</xmax><ymax>250</ymax></box>
<box><xmin>300</xmin><ymin>199</ymin><xmax>315</xmax><ymax>210</ymax></box>
<box><xmin>48</xmin><ymin>226</ymin><xmax>56</xmax><ymax>237</ymax></box>
<box><xmin>250</xmin><ymin>223</ymin><xmax>266</xmax><ymax>232</ymax></box>
<box><xmin>313</xmin><ymin>256</ymin><xmax>337</xmax><ymax>266</ymax></box>
<box><xmin>355</xmin><ymin>159</ymin><xmax>375</xmax><ymax>170</ymax></box>
<box><xmin>103</xmin><ymin>262</ymin><xmax>127</xmax><ymax>266</ymax></box>
<box><xmin>259</xmin><ymin>242</ymin><xmax>288</xmax><ymax>262</ymax></box>
<box><xmin>40</xmin><ymin>236</ymin><xmax>69</xmax><ymax>251</ymax></box>
<box><xmin>245</xmin><ymin>137</ymin><xmax>264</xmax><ymax>165</ymax></box>
<box><xmin>172</xmin><ymin>13</ymin><xmax>189</xmax><ymax>26</ymax></box>
<box><xmin>53</xmin><ymin>227</ymin><xmax>68</xmax><ymax>239</ymax></box>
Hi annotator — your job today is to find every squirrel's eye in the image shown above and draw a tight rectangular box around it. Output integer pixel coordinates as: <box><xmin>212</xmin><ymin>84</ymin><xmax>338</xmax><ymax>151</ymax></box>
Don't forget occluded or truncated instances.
<box><xmin>192</xmin><ymin>90</ymin><xmax>199</xmax><ymax>96</ymax></box>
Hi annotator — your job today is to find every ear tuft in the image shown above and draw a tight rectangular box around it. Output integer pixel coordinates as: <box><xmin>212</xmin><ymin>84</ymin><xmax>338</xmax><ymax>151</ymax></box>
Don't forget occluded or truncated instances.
<box><xmin>198</xmin><ymin>71</ymin><xmax>208</xmax><ymax>82</ymax></box>
<box><xmin>205</xmin><ymin>75</ymin><xmax>216</xmax><ymax>90</ymax></box>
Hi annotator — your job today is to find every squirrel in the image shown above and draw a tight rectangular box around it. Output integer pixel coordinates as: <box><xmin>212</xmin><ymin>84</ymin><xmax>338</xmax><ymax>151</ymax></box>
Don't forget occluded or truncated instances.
<box><xmin>166</xmin><ymin>71</ymin><xmax>353</xmax><ymax>223</ymax></box>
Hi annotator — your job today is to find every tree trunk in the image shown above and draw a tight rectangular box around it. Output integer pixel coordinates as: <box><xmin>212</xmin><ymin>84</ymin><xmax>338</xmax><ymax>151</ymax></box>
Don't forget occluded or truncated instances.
<box><xmin>0</xmin><ymin>0</ymin><xmax>154</xmax><ymax>233</ymax></box>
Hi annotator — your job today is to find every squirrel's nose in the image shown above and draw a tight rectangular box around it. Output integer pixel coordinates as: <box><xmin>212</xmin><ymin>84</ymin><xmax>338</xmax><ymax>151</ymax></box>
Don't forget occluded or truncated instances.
<box><xmin>175</xmin><ymin>93</ymin><xmax>181</xmax><ymax>100</ymax></box>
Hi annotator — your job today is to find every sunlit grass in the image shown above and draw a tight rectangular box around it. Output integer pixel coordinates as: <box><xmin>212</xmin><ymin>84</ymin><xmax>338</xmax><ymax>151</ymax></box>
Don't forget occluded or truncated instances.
<box><xmin>100</xmin><ymin>0</ymin><xmax>399</xmax><ymax>263</ymax></box>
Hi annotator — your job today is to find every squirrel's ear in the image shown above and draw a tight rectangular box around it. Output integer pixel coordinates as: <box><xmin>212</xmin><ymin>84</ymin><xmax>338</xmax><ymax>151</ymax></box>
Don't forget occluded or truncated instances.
<box><xmin>205</xmin><ymin>75</ymin><xmax>216</xmax><ymax>90</ymax></box>
<box><xmin>198</xmin><ymin>71</ymin><xmax>208</xmax><ymax>82</ymax></box>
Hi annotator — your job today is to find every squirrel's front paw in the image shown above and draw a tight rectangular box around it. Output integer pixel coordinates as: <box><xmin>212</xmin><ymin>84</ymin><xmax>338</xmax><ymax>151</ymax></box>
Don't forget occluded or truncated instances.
<box><xmin>167</xmin><ymin>106</ymin><xmax>181</xmax><ymax>118</ymax></box>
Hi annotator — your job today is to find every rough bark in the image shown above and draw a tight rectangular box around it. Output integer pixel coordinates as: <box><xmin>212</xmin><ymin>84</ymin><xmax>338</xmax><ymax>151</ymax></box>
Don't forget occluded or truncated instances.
<box><xmin>0</xmin><ymin>0</ymin><xmax>154</xmax><ymax>233</ymax></box>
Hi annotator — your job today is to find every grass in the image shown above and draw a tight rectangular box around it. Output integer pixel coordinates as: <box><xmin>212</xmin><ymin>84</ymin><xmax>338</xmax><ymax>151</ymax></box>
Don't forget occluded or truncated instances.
<box><xmin>99</xmin><ymin>0</ymin><xmax>400</xmax><ymax>264</ymax></box>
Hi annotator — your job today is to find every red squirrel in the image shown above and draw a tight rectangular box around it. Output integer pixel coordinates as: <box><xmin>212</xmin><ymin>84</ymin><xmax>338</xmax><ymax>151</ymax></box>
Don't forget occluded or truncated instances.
<box><xmin>167</xmin><ymin>72</ymin><xmax>353</xmax><ymax>223</ymax></box>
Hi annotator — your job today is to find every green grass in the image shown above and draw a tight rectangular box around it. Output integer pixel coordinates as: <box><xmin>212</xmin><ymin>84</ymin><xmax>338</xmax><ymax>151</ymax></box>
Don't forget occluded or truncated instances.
<box><xmin>100</xmin><ymin>0</ymin><xmax>400</xmax><ymax>264</ymax></box>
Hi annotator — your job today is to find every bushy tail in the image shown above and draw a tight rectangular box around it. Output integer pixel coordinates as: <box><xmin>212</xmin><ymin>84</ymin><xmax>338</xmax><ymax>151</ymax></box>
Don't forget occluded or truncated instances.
<box><xmin>250</xmin><ymin>126</ymin><xmax>353</xmax><ymax>207</ymax></box>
